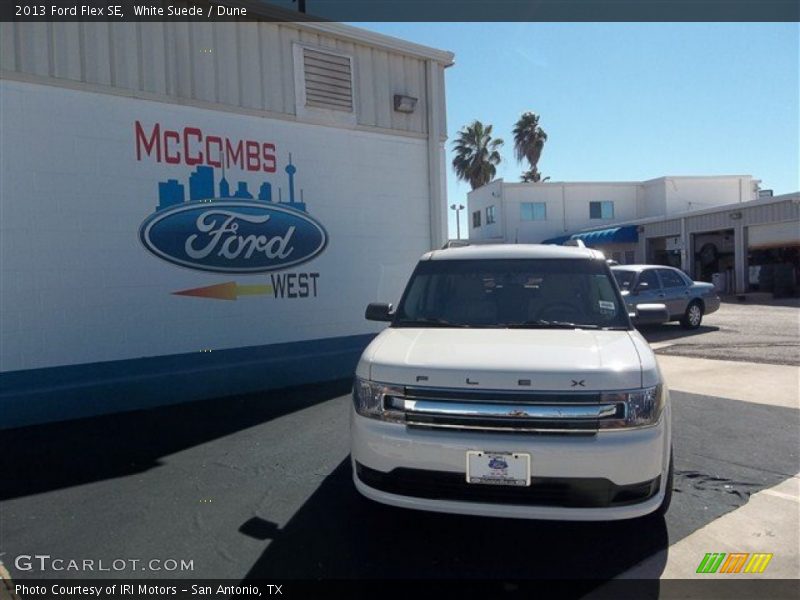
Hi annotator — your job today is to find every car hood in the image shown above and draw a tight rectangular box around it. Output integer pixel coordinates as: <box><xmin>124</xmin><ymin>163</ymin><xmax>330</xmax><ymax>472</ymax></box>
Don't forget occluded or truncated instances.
<box><xmin>360</xmin><ymin>328</ymin><xmax>646</xmax><ymax>391</ymax></box>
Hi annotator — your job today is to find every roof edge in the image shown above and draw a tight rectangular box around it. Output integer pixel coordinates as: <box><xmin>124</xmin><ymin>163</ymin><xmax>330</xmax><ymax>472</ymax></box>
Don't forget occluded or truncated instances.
<box><xmin>223</xmin><ymin>1</ymin><xmax>454</xmax><ymax>64</ymax></box>
<box><xmin>301</xmin><ymin>23</ymin><xmax>455</xmax><ymax>65</ymax></box>
<box><xmin>500</xmin><ymin>175</ymin><xmax>757</xmax><ymax>189</ymax></box>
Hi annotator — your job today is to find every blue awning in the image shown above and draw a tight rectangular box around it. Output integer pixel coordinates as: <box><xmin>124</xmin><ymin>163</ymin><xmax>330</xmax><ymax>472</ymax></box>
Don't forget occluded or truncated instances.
<box><xmin>542</xmin><ymin>225</ymin><xmax>638</xmax><ymax>246</ymax></box>
<box><xmin>571</xmin><ymin>225</ymin><xmax>639</xmax><ymax>245</ymax></box>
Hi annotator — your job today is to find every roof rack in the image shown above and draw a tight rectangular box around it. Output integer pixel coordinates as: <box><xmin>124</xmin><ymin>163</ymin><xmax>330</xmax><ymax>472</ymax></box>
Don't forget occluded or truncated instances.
<box><xmin>563</xmin><ymin>239</ymin><xmax>586</xmax><ymax>248</ymax></box>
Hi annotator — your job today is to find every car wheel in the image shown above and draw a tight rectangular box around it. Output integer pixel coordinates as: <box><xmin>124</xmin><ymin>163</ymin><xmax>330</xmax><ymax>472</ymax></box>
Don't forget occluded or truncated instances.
<box><xmin>681</xmin><ymin>301</ymin><xmax>703</xmax><ymax>329</ymax></box>
<box><xmin>655</xmin><ymin>450</ymin><xmax>674</xmax><ymax>517</ymax></box>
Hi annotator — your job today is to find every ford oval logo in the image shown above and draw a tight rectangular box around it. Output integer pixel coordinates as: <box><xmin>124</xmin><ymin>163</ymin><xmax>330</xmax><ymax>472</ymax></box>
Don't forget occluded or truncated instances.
<box><xmin>139</xmin><ymin>201</ymin><xmax>328</xmax><ymax>273</ymax></box>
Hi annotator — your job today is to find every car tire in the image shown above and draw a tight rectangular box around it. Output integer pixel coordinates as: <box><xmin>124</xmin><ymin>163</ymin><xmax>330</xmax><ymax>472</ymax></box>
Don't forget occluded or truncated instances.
<box><xmin>680</xmin><ymin>301</ymin><xmax>703</xmax><ymax>329</ymax></box>
<box><xmin>655</xmin><ymin>450</ymin><xmax>674</xmax><ymax>517</ymax></box>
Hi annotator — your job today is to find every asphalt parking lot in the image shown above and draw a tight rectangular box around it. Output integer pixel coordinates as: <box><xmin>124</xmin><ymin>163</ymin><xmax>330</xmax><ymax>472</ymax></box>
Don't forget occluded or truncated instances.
<box><xmin>641</xmin><ymin>298</ymin><xmax>800</xmax><ymax>366</ymax></box>
<box><xmin>1</xmin><ymin>300</ymin><xmax>798</xmax><ymax>593</ymax></box>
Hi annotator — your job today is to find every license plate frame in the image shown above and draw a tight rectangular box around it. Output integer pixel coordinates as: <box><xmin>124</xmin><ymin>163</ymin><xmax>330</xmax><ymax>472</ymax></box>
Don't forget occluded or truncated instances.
<box><xmin>466</xmin><ymin>451</ymin><xmax>531</xmax><ymax>487</ymax></box>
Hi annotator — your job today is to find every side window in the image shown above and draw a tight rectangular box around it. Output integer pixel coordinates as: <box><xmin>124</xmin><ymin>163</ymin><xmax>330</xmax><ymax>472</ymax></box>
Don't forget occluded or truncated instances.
<box><xmin>521</xmin><ymin>202</ymin><xmax>546</xmax><ymax>221</ymax></box>
<box><xmin>589</xmin><ymin>201</ymin><xmax>614</xmax><ymax>219</ymax></box>
<box><xmin>472</xmin><ymin>211</ymin><xmax>481</xmax><ymax>228</ymax></box>
<box><xmin>486</xmin><ymin>205</ymin><xmax>496</xmax><ymax>224</ymax></box>
<box><xmin>638</xmin><ymin>269</ymin><xmax>661</xmax><ymax>290</ymax></box>
<box><xmin>659</xmin><ymin>269</ymin><xmax>687</xmax><ymax>288</ymax></box>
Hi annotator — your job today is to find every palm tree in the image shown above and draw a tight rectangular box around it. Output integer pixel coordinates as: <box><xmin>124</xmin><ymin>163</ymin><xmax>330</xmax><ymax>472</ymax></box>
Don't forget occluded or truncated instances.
<box><xmin>513</xmin><ymin>112</ymin><xmax>548</xmax><ymax>182</ymax></box>
<box><xmin>520</xmin><ymin>167</ymin><xmax>550</xmax><ymax>183</ymax></box>
<box><xmin>451</xmin><ymin>121</ymin><xmax>504</xmax><ymax>190</ymax></box>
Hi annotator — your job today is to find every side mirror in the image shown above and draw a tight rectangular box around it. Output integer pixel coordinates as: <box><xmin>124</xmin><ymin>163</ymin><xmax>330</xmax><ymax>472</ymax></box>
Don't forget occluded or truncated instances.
<box><xmin>633</xmin><ymin>281</ymin><xmax>649</xmax><ymax>294</ymax></box>
<box><xmin>632</xmin><ymin>303</ymin><xmax>669</xmax><ymax>326</ymax></box>
<box><xmin>365</xmin><ymin>302</ymin><xmax>393</xmax><ymax>322</ymax></box>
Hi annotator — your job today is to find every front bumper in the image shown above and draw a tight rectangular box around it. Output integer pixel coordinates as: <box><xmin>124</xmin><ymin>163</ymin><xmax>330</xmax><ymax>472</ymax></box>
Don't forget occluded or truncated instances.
<box><xmin>350</xmin><ymin>406</ymin><xmax>670</xmax><ymax>520</ymax></box>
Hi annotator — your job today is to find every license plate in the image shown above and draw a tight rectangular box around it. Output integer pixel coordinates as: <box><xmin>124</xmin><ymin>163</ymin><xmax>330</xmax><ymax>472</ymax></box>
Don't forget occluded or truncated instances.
<box><xmin>466</xmin><ymin>451</ymin><xmax>531</xmax><ymax>487</ymax></box>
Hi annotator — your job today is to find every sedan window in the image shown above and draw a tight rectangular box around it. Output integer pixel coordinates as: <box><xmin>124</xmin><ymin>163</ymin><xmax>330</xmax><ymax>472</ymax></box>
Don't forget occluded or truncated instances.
<box><xmin>612</xmin><ymin>270</ymin><xmax>636</xmax><ymax>290</ymax></box>
<box><xmin>658</xmin><ymin>269</ymin><xmax>687</xmax><ymax>288</ymax></box>
<box><xmin>638</xmin><ymin>269</ymin><xmax>661</xmax><ymax>290</ymax></box>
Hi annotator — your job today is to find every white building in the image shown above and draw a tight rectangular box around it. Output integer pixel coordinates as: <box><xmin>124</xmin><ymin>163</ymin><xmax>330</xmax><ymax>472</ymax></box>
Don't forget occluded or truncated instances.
<box><xmin>468</xmin><ymin>175</ymin><xmax>760</xmax><ymax>252</ymax></box>
<box><xmin>467</xmin><ymin>177</ymin><xmax>798</xmax><ymax>295</ymax></box>
<box><xmin>0</xmin><ymin>17</ymin><xmax>453</xmax><ymax>428</ymax></box>
<box><xmin>634</xmin><ymin>192</ymin><xmax>799</xmax><ymax>296</ymax></box>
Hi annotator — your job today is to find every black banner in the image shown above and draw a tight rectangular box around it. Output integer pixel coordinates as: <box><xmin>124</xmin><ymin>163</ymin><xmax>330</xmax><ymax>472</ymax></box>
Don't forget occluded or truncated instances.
<box><xmin>1</xmin><ymin>0</ymin><xmax>799</xmax><ymax>22</ymax></box>
<box><xmin>4</xmin><ymin>579</ymin><xmax>800</xmax><ymax>600</ymax></box>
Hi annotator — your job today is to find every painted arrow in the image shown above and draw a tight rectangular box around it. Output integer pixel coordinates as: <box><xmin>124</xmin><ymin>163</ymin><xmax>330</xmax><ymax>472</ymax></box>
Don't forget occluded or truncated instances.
<box><xmin>172</xmin><ymin>281</ymin><xmax>273</xmax><ymax>301</ymax></box>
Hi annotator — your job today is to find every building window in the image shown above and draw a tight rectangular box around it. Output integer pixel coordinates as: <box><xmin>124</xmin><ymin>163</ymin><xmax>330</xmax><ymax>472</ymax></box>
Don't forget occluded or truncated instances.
<box><xmin>520</xmin><ymin>202</ymin><xmax>546</xmax><ymax>221</ymax></box>
<box><xmin>472</xmin><ymin>210</ymin><xmax>481</xmax><ymax>228</ymax></box>
<box><xmin>624</xmin><ymin>250</ymin><xmax>635</xmax><ymax>264</ymax></box>
<box><xmin>612</xmin><ymin>252</ymin><xmax>622</xmax><ymax>263</ymax></box>
<box><xmin>590</xmin><ymin>201</ymin><xmax>614</xmax><ymax>219</ymax></box>
<box><xmin>486</xmin><ymin>205</ymin><xmax>496</xmax><ymax>224</ymax></box>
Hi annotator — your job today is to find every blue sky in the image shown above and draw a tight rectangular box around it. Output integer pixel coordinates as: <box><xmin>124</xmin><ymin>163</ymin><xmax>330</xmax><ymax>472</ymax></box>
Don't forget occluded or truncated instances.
<box><xmin>359</xmin><ymin>23</ymin><xmax>799</xmax><ymax>238</ymax></box>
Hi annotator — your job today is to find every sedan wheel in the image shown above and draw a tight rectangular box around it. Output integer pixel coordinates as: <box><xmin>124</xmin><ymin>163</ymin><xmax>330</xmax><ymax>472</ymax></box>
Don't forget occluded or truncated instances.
<box><xmin>681</xmin><ymin>302</ymin><xmax>703</xmax><ymax>329</ymax></box>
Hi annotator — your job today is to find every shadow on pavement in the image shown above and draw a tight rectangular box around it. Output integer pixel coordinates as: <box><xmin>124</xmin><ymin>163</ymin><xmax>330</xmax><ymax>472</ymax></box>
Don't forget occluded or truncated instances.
<box><xmin>0</xmin><ymin>379</ymin><xmax>351</xmax><ymax>501</ymax></box>
<box><xmin>241</xmin><ymin>391</ymin><xmax>799</xmax><ymax>584</ymax></box>
<box><xmin>243</xmin><ymin>458</ymin><xmax>669</xmax><ymax>583</ymax></box>
<box><xmin>638</xmin><ymin>324</ymin><xmax>719</xmax><ymax>344</ymax></box>
<box><xmin>722</xmin><ymin>297</ymin><xmax>800</xmax><ymax>308</ymax></box>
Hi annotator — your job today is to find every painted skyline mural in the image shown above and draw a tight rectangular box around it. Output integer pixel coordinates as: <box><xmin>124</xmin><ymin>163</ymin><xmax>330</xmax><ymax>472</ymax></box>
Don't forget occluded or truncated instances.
<box><xmin>155</xmin><ymin>156</ymin><xmax>307</xmax><ymax>213</ymax></box>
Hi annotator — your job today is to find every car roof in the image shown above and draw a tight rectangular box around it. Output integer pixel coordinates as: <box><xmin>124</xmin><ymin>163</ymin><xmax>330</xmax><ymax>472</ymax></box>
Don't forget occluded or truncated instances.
<box><xmin>610</xmin><ymin>264</ymin><xmax>679</xmax><ymax>272</ymax></box>
<box><xmin>423</xmin><ymin>244</ymin><xmax>606</xmax><ymax>261</ymax></box>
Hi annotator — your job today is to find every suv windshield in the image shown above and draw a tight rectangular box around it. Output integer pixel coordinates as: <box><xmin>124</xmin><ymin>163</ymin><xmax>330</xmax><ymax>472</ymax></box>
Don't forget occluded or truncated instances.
<box><xmin>395</xmin><ymin>258</ymin><xmax>630</xmax><ymax>329</ymax></box>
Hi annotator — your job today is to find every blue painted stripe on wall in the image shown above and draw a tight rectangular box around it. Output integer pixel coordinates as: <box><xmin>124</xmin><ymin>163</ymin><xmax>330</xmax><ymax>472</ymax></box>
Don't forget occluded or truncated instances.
<box><xmin>0</xmin><ymin>333</ymin><xmax>376</xmax><ymax>430</ymax></box>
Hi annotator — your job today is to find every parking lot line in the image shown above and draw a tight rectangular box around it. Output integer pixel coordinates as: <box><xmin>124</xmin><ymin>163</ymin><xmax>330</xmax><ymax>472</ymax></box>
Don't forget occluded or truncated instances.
<box><xmin>657</xmin><ymin>355</ymin><xmax>800</xmax><ymax>409</ymax></box>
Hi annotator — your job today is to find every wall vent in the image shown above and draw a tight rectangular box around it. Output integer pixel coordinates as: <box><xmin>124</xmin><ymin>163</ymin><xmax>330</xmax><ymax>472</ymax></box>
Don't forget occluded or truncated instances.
<box><xmin>302</xmin><ymin>48</ymin><xmax>353</xmax><ymax>112</ymax></box>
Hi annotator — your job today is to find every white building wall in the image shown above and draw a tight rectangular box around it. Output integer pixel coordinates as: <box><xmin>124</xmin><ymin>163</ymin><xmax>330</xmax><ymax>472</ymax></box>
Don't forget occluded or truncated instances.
<box><xmin>661</xmin><ymin>176</ymin><xmax>757</xmax><ymax>214</ymax></box>
<box><xmin>561</xmin><ymin>183</ymin><xmax>640</xmax><ymax>233</ymax></box>
<box><xmin>641</xmin><ymin>179</ymin><xmax>667</xmax><ymax>217</ymax></box>
<box><xmin>0</xmin><ymin>21</ymin><xmax>451</xmax><ymax>138</ymax></box>
<box><xmin>469</xmin><ymin>176</ymin><xmax>763</xmax><ymax>245</ymax></box>
<box><xmin>502</xmin><ymin>184</ymin><xmax>565</xmax><ymax>243</ymax></box>
<box><xmin>467</xmin><ymin>180</ymin><xmax>504</xmax><ymax>241</ymax></box>
<box><xmin>0</xmin><ymin>79</ymin><xmax>433</xmax><ymax>373</ymax></box>
<box><xmin>471</xmin><ymin>181</ymin><xmax>643</xmax><ymax>244</ymax></box>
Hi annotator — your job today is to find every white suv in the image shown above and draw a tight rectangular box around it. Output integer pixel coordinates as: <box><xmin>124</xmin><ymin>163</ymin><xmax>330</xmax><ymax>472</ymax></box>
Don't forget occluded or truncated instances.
<box><xmin>351</xmin><ymin>244</ymin><xmax>673</xmax><ymax>520</ymax></box>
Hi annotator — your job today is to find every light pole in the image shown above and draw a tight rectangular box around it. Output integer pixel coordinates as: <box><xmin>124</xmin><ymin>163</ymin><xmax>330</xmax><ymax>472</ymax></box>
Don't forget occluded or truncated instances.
<box><xmin>450</xmin><ymin>203</ymin><xmax>465</xmax><ymax>240</ymax></box>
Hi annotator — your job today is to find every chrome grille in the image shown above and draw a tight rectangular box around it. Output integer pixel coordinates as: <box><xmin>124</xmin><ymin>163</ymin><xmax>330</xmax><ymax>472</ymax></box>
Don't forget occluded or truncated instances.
<box><xmin>385</xmin><ymin>386</ymin><xmax>625</xmax><ymax>434</ymax></box>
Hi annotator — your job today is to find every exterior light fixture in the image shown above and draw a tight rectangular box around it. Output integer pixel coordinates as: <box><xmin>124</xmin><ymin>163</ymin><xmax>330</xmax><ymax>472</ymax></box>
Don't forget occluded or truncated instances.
<box><xmin>393</xmin><ymin>94</ymin><xmax>418</xmax><ymax>113</ymax></box>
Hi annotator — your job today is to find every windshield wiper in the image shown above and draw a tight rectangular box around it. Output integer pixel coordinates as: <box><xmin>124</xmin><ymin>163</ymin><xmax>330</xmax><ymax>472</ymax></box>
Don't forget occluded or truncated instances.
<box><xmin>504</xmin><ymin>320</ymin><xmax>601</xmax><ymax>330</ymax></box>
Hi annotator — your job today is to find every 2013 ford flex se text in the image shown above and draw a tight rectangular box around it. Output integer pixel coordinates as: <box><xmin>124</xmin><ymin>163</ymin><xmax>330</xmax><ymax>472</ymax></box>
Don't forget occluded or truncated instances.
<box><xmin>351</xmin><ymin>244</ymin><xmax>673</xmax><ymax>520</ymax></box>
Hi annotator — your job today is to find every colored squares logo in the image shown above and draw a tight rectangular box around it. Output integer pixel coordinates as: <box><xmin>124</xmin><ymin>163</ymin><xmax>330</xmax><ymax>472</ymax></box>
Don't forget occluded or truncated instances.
<box><xmin>696</xmin><ymin>553</ymin><xmax>773</xmax><ymax>574</ymax></box>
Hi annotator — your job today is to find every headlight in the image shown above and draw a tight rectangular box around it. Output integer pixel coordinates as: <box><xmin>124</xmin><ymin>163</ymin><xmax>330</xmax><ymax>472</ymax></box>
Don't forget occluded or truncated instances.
<box><xmin>599</xmin><ymin>384</ymin><xmax>665</xmax><ymax>429</ymax></box>
<box><xmin>352</xmin><ymin>377</ymin><xmax>405</xmax><ymax>423</ymax></box>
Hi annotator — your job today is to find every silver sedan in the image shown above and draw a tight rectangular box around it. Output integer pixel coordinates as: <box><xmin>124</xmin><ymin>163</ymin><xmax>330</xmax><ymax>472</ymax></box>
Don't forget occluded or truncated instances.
<box><xmin>612</xmin><ymin>265</ymin><xmax>721</xmax><ymax>329</ymax></box>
